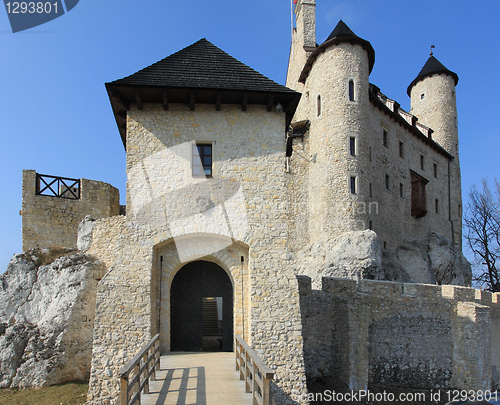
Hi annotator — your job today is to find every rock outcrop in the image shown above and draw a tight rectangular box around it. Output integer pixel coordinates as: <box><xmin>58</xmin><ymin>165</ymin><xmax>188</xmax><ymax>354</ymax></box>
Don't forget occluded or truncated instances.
<box><xmin>0</xmin><ymin>248</ymin><xmax>104</xmax><ymax>388</ymax></box>
<box><xmin>294</xmin><ymin>230</ymin><xmax>471</xmax><ymax>288</ymax></box>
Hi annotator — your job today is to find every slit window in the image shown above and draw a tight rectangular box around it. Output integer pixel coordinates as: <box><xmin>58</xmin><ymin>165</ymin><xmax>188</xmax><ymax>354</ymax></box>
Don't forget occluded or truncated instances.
<box><xmin>399</xmin><ymin>141</ymin><xmax>404</xmax><ymax>158</ymax></box>
<box><xmin>349</xmin><ymin>137</ymin><xmax>356</xmax><ymax>156</ymax></box>
<box><xmin>420</xmin><ymin>154</ymin><xmax>425</xmax><ymax>170</ymax></box>
<box><xmin>348</xmin><ymin>80</ymin><xmax>355</xmax><ymax>102</ymax></box>
<box><xmin>435</xmin><ymin>198</ymin><xmax>440</xmax><ymax>214</ymax></box>
<box><xmin>350</xmin><ymin>176</ymin><xmax>357</xmax><ymax>194</ymax></box>
<box><xmin>433</xmin><ymin>163</ymin><xmax>438</xmax><ymax>178</ymax></box>
<box><xmin>317</xmin><ymin>95</ymin><xmax>321</xmax><ymax>116</ymax></box>
<box><xmin>383</xmin><ymin>129</ymin><xmax>388</xmax><ymax>148</ymax></box>
<box><xmin>385</xmin><ymin>174</ymin><xmax>391</xmax><ymax>191</ymax></box>
<box><xmin>400</xmin><ymin>183</ymin><xmax>404</xmax><ymax>199</ymax></box>
<box><xmin>193</xmin><ymin>143</ymin><xmax>213</xmax><ymax>177</ymax></box>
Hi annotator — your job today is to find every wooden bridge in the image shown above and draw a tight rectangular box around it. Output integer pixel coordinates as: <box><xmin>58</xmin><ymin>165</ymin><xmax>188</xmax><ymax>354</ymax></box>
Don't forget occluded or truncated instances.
<box><xmin>119</xmin><ymin>335</ymin><xmax>274</xmax><ymax>405</ymax></box>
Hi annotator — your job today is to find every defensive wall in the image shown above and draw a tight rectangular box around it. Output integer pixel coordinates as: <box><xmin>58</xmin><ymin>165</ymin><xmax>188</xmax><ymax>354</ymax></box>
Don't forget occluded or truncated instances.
<box><xmin>21</xmin><ymin>170</ymin><xmax>120</xmax><ymax>251</ymax></box>
<box><xmin>297</xmin><ymin>276</ymin><xmax>500</xmax><ymax>393</ymax></box>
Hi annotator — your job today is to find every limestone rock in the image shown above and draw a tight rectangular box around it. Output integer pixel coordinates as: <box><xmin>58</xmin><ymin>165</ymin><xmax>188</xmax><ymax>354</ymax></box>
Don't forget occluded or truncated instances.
<box><xmin>295</xmin><ymin>230</ymin><xmax>384</xmax><ymax>288</ymax></box>
<box><xmin>0</xmin><ymin>249</ymin><xmax>104</xmax><ymax>388</ymax></box>
<box><xmin>77</xmin><ymin>216</ymin><xmax>96</xmax><ymax>252</ymax></box>
<box><xmin>382</xmin><ymin>233</ymin><xmax>472</xmax><ymax>286</ymax></box>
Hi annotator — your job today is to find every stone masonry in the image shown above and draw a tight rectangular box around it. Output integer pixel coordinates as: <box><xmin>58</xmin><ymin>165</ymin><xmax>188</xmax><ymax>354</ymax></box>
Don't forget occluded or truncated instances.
<box><xmin>21</xmin><ymin>169</ymin><xmax>120</xmax><ymax>252</ymax></box>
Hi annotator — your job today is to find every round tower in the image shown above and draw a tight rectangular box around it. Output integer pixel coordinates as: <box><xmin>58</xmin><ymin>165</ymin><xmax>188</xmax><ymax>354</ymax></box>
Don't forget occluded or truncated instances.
<box><xmin>408</xmin><ymin>55</ymin><xmax>462</xmax><ymax>246</ymax></box>
<box><xmin>408</xmin><ymin>55</ymin><xmax>459</xmax><ymax>158</ymax></box>
<box><xmin>298</xmin><ymin>20</ymin><xmax>375</xmax><ymax>241</ymax></box>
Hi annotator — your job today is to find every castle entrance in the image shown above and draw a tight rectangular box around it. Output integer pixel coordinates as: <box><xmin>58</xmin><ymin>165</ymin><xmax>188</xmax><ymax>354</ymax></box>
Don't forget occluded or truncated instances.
<box><xmin>170</xmin><ymin>260</ymin><xmax>233</xmax><ymax>352</ymax></box>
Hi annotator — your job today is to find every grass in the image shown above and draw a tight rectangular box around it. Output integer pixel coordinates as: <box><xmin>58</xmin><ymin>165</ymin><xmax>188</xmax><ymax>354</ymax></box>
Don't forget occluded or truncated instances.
<box><xmin>0</xmin><ymin>382</ymin><xmax>88</xmax><ymax>405</ymax></box>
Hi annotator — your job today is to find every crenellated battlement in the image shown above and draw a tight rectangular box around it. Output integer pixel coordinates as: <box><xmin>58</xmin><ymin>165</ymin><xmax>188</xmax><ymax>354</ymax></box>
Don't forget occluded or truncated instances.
<box><xmin>299</xmin><ymin>275</ymin><xmax>500</xmax><ymax>307</ymax></box>
<box><xmin>298</xmin><ymin>275</ymin><xmax>500</xmax><ymax>392</ymax></box>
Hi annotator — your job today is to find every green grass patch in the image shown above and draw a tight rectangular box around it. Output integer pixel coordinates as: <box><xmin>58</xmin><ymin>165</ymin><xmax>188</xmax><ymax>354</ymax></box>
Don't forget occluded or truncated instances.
<box><xmin>0</xmin><ymin>382</ymin><xmax>88</xmax><ymax>405</ymax></box>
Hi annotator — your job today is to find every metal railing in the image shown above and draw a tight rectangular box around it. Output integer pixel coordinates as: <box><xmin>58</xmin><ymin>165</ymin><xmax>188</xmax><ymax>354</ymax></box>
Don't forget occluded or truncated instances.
<box><xmin>35</xmin><ymin>173</ymin><xmax>80</xmax><ymax>199</ymax></box>
<box><xmin>235</xmin><ymin>334</ymin><xmax>275</xmax><ymax>405</ymax></box>
<box><xmin>119</xmin><ymin>334</ymin><xmax>160</xmax><ymax>405</ymax></box>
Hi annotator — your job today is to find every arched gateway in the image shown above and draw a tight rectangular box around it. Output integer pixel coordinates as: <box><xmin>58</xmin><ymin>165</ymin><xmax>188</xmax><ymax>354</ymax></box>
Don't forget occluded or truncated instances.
<box><xmin>170</xmin><ymin>260</ymin><xmax>233</xmax><ymax>352</ymax></box>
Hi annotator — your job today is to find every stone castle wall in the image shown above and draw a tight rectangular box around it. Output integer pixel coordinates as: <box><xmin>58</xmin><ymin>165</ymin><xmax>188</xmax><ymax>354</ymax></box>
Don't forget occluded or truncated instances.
<box><xmin>287</xmin><ymin>41</ymin><xmax>458</xmax><ymax>267</ymax></box>
<box><xmin>297</xmin><ymin>276</ymin><xmax>500</xmax><ymax>392</ymax></box>
<box><xmin>86</xmin><ymin>103</ymin><xmax>308</xmax><ymax>405</ymax></box>
<box><xmin>21</xmin><ymin>170</ymin><xmax>120</xmax><ymax>251</ymax></box>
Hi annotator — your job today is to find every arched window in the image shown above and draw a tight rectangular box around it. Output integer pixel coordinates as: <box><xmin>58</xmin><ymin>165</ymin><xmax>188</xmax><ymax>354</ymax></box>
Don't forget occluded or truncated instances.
<box><xmin>348</xmin><ymin>79</ymin><xmax>355</xmax><ymax>102</ymax></box>
<box><xmin>317</xmin><ymin>95</ymin><xmax>321</xmax><ymax>116</ymax></box>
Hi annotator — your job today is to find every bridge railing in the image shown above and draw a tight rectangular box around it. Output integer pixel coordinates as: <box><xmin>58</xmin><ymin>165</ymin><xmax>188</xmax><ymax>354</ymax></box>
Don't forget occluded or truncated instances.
<box><xmin>235</xmin><ymin>334</ymin><xmax>275</xmax><ymax>405</ymax></box>
<box><xmin>119</xmin><ymin>334</ymin><xmax>160</xmax><ymax>405</ymax></box>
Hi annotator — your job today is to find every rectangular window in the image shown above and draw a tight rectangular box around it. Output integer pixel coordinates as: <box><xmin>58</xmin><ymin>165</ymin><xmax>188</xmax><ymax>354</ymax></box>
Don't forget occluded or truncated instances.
<box><xmin>420</xmin><ymin>154</ymin><xmax>425</xmax><ymax>170</ymax></box>
<box><xmin>435</xmin><ymin>198</ymin><xmax>440</xmax><ymax>214</ymax></box>
<box><xmin>385</xmin><ymin>174</ymin><xmax>390</xmax><ymax>191</ymax></box>
<box><xmin>349</xmin><ymin>137</ymin><xmax>356</xmax><ymax>156</ymax></box>
<box><xmin>193</xmin><ymin>143</ymin><xmax>213</xmax><ymax>177</ymax></box>
<box><xmin>411</xmin><ymin>170</ymin><xmax>428</xmax><ymax>218</ymax></box>
<box><xmin>350</xmin><ymin>176</ymin><xmax>357</xmax><ymax>194</ymax></box>
<box><xmin>369</xmin><ymin>147</ymin><xmax>372</xmax><ymax>162</ymax></box>
<box><xmin>369</xmin><ymin>182</ymin><xmax>373</xmax><ymax>198</ymax></box>
<box><xmin>433</xmin><ymin>163</ymin><xmax>438</xmax><ymax>178</ymax></box>
<box><xmin>399</xmin><ymin>141</ymin><xmax>404</xmax><ymax>158</ymax></box>
<box><xmin>383</xmin><ymin>129</ymin><xmax>388</xmax><ymax>148</ymax></box>
<box><xmin>400</xmin><ymin>183</ymin><xmax>404</xmax><ymax>199</ymax></box>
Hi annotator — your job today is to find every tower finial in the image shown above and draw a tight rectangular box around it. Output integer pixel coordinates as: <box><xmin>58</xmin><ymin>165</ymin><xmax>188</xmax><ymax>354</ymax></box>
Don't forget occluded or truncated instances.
<box><xmin>430</xmin><ymin>45</ymin><xmax>435</xmax><ymax>56</ymax></box>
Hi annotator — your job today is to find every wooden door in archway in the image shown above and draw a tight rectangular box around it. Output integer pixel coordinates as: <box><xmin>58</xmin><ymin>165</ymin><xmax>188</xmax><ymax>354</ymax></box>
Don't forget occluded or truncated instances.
<box><xmin>170</xmin><ymin>260</ymin><xmax>233</xmax><ymax>352</ymax></box>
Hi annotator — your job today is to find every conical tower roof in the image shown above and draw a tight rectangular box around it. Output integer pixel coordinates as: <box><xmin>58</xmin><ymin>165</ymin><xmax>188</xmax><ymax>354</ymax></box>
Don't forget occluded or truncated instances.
<box><xmin>299</xmin><ymin>20</ymin><xmax>375</xmax><ymax>83</ymax></box>
<box><xmin>407</xmin><ymin>55</ymin><xmax>459</xmax><ymax>95</ymax></box>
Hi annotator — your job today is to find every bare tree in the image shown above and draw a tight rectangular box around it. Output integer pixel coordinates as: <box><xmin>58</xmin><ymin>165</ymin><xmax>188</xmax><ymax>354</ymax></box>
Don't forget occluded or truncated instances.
<box><xmin>463</xmin><ymin>178</ymin><xmax>500</xmax><ymax>292</ymax></box>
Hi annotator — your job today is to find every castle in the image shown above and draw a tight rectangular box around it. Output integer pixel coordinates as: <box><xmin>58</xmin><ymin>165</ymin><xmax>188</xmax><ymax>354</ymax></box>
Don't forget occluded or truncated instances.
<box><xmin>17</xmin><ymin>0</ymin><xmax>499</xmax><ymax>403</ymax></box>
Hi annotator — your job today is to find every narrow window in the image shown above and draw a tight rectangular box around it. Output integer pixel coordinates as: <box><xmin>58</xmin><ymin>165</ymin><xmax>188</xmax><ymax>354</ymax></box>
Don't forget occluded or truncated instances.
<box><xmin>385</xmin><ymin>174</ymin><xmax>391</xmax><ymax>191</ymax></box>
<box><xmin>348</xmin><ymin>79</ymin><xmax>355</xmax><ymax>102</ymax></box>
<box><xmin>420</xmin><ymin>154</ymin><xmax>425</xmax><ymax>170</ymax></box>
<box><xmin>317</xmin><ymin>95</ymin><xmax>321</xmax><ymax>116</ymax></box>
<box><xmin>369</xmin><ymin>147</ymin><xmax>372</xmax><ymax>162</ymax></box>
<box><xmin>383</xmin><ymin>241</ymin><xmax>387</xmax><ymax>249</ymax></box>
<box><xmin>193</xmin><ymin>143</ymin><xmax>213</xmax><ymax>177</ymax></box>
<box><xmin>369</xmin><ymin>220</ymin><xmax>373</xmax><ymax>230</ymax></box>
<box><xmin>350</xmin><ymin>176</ymin><xmax>357</xmax><ymax>194</ymax></box>
<box><xmin>435</xmin><ymin>198</ymin><xmax>440</xmax><ymax>214</ymax></box>
<box><xmin>420</xmin><ymin>93</ymin><xmax>425</xmax><ymax>100</ymax></box>
<box><xmin>349</xmin><ymin>137</ymin><xmax>356</xmax><ymax>156</ymax></box>
<box><xmin>411</xmin><ymin>170</ymin><xmax>428</xmax><ymax>218</ymax></box>
<box><xmin>433</xmin><ymin>163</ymin><xmax>438</xmax><ymax>178</ymax></box>
<box><xmin>383</xmin><ymin>129</ymin><xmax>388</xmax><ymax>148</ymax></box>
<box><xmin>369</xmin><ymin>182</ymin><xmax>373</xmax><ymax>198</ymax></box>
<box><xmin>399</xmin><ymin>141</ymin><xmax>404</xmax><ymax>158</ymax></box>
<box><xmin>400</xmin><ymin>183</ymin><xmax>404</xmax><ymax>199</ymax></box>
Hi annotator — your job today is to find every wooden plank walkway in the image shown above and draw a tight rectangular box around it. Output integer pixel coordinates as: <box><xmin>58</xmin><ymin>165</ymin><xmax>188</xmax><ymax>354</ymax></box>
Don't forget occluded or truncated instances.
<box><xmin>141</xmin><ymin>352</ymin><xmax>253</xmax><ymax>405</ymax></box>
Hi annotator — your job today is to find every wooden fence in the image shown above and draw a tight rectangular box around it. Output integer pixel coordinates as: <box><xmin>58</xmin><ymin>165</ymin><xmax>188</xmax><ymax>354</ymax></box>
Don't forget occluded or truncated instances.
<box><xmin>119</xmin><ymin>334</ymin><xmax>160</xmax><ymax>405</ymax></box>
<box><xmin>235</xmin><ymin>334</ymin><xmax>275</xmax><ymax>405</ymax></box>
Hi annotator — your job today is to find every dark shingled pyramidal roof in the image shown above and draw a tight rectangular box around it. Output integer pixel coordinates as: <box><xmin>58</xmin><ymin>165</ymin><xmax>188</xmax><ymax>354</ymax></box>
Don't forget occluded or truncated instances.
<box><xmin>109</xmin><ymin>38</ymin><xmax>296</xmax><ymax>94</ymax></box>
<box><xmin>407</xmin><ymin>55</ymin><xmax>459</xmax><ymax>95</ymax></box>
<box><xmin>106</xmin><ymin>38</ymin><xmax>300</xmax><ymax>148</ymax></box>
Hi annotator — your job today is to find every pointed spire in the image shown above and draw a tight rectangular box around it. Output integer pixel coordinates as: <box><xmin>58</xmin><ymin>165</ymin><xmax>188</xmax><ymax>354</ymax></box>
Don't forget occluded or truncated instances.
<box><xmin>322</xmin><ymin>20</ymin><xmax>375</xmax><ymax>74</ymax></box>
<box><xmin>407</xmin><ymin>55</ymin><xmax>459</xmax><ymax>95</ymax></box>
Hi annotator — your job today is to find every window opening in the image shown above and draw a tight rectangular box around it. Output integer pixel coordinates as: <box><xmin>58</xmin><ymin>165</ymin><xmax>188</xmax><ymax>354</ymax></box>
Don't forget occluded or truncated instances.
<box><xmin>193</xmin><ymin>143</ymin><xmax>213</xmax><ymax>177</ymax></box>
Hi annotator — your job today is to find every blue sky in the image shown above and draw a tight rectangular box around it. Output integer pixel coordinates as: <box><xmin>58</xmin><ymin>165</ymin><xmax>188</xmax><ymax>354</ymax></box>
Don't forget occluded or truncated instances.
<box><xmin>1</xmin><ymin>0</ymin><xmax>499</xmax><ymax>271</ymax></box>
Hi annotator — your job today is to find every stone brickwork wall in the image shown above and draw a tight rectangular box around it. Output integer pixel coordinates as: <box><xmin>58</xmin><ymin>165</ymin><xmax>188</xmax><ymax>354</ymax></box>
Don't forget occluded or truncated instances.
<box><xmin>21</xmin><ymin>170</ymin><xmax>120</xmax><ymax>251</ymax></box>
<box><xmin>297</xmin><ymin>276</ymin><xmax>500</xmax><ymax>392</ymax></box>
<box><xmin>86</xmin><ymin>103</ymin><xmax>308</xmax><ymax>405</ymax></box>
